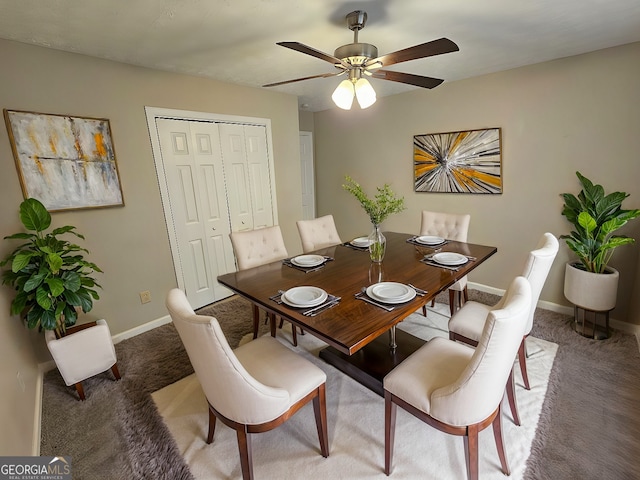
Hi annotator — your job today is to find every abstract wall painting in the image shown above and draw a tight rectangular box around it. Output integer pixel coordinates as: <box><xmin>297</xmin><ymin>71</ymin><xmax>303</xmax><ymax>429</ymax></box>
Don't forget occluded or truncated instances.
<box><xmin>413</xmin><ymin>128</ymin><xmax>502</xmax><ymax>193</ymax></box>
<box><xmin>4</xmin><ymin>109</ymin><xmax>124</xmax><ymax>211</ymax></box>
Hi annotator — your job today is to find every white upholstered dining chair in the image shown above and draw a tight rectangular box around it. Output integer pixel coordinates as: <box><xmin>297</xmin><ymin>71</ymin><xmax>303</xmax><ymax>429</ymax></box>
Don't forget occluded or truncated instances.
<box><xmin>230</xmin><ymin>225</ymin><xmax>301</xmax><ymax>345</ymax></box>
<box><xmin>166</xmin><ymin>288</ymin><xmax>329</xmax><ymax>480</ymax></box>
<box><xmin>448</xmin><ymin>232</ymin><xmax>559</xmax><ymax>425</ymax></box>
<box><xmin>419</xmin><ymin>210</ymin><xmax>471</xmax><ymax>316</ymax></box>
<box><xmin>384</xmin><ymin>276</ymin><xmax>531</xmax><ymax>480</ymax></box>
<box><xmin>296</xmin><ymin>214</ymin><xmax>342</xmax><ymax>253</ymax></box>
<box><xmin>45</xmin><ymin>319</ymin><xmax>120</xmax><ymax>400</ymax></box>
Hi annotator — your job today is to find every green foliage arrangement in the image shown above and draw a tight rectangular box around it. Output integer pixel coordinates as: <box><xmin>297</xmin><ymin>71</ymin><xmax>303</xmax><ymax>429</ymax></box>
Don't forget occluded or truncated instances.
<box><xmin>1</xmin><ymin>198</ymin><xmax>102</xmax><ymax>335</ymax></box>
<box><xmin>560</xmin><ymin>171</ymin><xmax>640</xmax><ymax>274</ymax></box>
<box><xmin>342</xmin><ymin>175</ymin><xmax>406</xmax><ymax>225</ymax></box>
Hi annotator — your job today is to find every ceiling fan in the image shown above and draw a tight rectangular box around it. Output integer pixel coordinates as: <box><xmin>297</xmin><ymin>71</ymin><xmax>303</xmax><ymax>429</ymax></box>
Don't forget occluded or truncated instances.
<box><xmin>263</xmin><ymin>10</ymin><xmax>459</xmax><ymax>110</ymax></box>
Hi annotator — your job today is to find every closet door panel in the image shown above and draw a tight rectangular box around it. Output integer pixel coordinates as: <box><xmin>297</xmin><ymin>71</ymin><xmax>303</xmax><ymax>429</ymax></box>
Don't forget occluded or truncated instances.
<box><xmin>156</xmin><ymin>119</ymin><xmax>233</xmax><ymax>308</ymax></box>
<box><xmin>219</xmin><ymin>124</ymin><xmax>254</xmax><ymax>231</ymax></box>
<box><xmin>157</xmin><ymin>119</ymin><xmax>216</xmax><ymax>307</ymax></box>
<box><xmin>190</xmin><ymin>122</ymin><xmax>236</xmax><ymax>281</ymax></box>
<box><xmin>244</xmin><ymin>125</ymin><xmax>274</xmax><ymax>228</ymax></box>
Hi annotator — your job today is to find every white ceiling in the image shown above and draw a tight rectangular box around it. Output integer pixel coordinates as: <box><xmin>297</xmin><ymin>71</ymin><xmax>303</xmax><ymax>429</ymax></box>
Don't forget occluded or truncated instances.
<box><xmin>2</xmin><ymin>0</ymin><xmax>640</xmax><ymax>112</ymax></box>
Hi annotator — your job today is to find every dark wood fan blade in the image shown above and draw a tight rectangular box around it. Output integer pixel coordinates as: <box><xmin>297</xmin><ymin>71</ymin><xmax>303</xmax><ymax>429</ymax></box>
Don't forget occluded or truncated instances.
<box><xmin>277</xmin><ymin>42</ymin><xmax>345</xmax><ymax>65</ymax></box>
<box><xmin>372</xmin><ymin>70</ymin><xmax>444</xmax><ymax>89</ymax></box>
<box><xmin>263</xmin><ymin>71</ymin><xmax>345</xmax><ymax>88</ymax></box>
<box><xmin>367</xmin><ymin>38</ymin><xmax>459</xmax><ymax>68</ymax></box>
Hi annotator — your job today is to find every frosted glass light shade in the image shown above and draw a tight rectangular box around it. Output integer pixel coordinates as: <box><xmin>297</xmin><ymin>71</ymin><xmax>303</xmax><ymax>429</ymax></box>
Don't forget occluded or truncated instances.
<box><xmin>354</xmin><ymin>78</ymin><xmax>376</xmax><ymax>109</ymax></box>
<box><xmin>332</xmin><ymin>80</ymin><xmax>355</xmax><ymax>110</ymax></box>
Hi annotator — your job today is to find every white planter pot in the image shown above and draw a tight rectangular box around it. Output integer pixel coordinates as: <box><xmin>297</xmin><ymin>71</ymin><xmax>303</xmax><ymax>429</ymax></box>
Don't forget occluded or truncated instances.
<box><xmin>564</xmin><ymin>262</ymin><xmax>619</xmax><ymax>311</ymax></box>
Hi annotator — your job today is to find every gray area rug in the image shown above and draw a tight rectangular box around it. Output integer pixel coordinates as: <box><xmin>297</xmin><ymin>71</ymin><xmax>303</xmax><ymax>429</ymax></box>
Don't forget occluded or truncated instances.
<box><xmin>525</xmin><ymin>303</ymin><xmax>640</xmax><ymax>479</ymax></box>
<box><xmin>40</xmin><ymin>291</ymin><xmax>640</xmax><ymax>479</ymax></box>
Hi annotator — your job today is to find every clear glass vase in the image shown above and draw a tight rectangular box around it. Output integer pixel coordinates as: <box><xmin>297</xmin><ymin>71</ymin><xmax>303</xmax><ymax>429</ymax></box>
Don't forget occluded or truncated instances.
<box><xmin>368</xmin><ymin>224</ymin><xmax>386</xmax><ymax>263</ymax></box>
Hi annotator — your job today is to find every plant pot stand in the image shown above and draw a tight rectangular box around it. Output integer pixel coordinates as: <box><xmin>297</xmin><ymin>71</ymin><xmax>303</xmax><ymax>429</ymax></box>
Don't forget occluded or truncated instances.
<box><xmin>573</xmin><ymin>306</ymin><xmax>610</xmax><ymax>340</ymax></box>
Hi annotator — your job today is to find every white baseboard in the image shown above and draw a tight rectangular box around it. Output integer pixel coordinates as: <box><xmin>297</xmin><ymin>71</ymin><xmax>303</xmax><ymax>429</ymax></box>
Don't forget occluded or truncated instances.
<box><xmin>111</xmin><ymin>314</ymin><xmax>172</xmax><ymax>344</ymax></box>
<box><xmin>469</xmin><ymin>282</ymin><xmax>640</xmax><ymax>336</ymax></box>
<box><xmin>32</xmin><ymin>366</ymin><xmax>45</xmax><ymax>456</ymax></box>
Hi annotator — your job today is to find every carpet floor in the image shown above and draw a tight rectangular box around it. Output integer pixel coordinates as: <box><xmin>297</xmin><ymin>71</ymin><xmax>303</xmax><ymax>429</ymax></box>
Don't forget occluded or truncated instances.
<box><xmin>153</xmin><ymin>301</ymin><xmax>557</xmax><ymax>479</ymax></box>
<box><xmin>39</xmin><ymin>290</ymin><xmax>640</xmax><ymax>479</ymax></box>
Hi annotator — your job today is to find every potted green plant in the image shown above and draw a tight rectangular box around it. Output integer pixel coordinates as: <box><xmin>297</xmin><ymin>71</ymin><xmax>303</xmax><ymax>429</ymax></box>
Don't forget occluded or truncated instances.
<box><xmin>343</xmin><ymin>175</ymin><xmax>406</xmax><ymax>262</ymax></box>
<box><xmin>1</xmin><ymin>198</ymin><xmax>102</xmax><ymax>337</ymax></box>
<box><xmin>560</xmin><ymin>171</ymin><xmax>640</xmax><ymax>324</ymax></box>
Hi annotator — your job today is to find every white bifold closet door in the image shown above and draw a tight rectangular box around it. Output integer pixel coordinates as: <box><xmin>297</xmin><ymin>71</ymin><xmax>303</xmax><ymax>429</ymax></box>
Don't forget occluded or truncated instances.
<box><xmin>218</xmin><ymin>123</ymin><xmax>274</xmax><ymax>231</ymax></box>
<box><xmin>155</xmin><ymin>118</ymin><xmax>275</xmax><ymax>308</ymax></box>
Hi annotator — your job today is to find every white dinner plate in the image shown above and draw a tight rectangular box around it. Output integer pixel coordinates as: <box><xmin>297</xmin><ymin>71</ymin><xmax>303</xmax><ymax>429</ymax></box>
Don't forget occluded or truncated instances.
<box><xmin>366</xmin><ymin>282</ymin><xmax>416</xmax><ymax>304</ymax></box>
<box><xmin>416</xmin><ymin>235</ymin><xmax>445</xmax><ymax>245</ymax></box>
<box><xmin>351</xmin><ymin>237</ymin><xmax>371</xmax><ymax>247</ymax></box>
<box><xmin>431</xmin><ymin>252</ymin><xmax>468</xmax><ymax>266</ymax></box>
<box><xmin>291</xmin><ymin>254</ymin><xmax>325</xmax><ymax>267</ymax></box>
<box><xmin>282</xmin><ymin>286</ymin><xmax>328</xmax><ymax>307</ymax></box>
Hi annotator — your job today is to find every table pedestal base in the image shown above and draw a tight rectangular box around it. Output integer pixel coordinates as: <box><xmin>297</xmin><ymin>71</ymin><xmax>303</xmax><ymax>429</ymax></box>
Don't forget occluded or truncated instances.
<box><xmin>319</xmin><ymin>329</ymin><xmax>426</xmax><ymax>396</ymax></box>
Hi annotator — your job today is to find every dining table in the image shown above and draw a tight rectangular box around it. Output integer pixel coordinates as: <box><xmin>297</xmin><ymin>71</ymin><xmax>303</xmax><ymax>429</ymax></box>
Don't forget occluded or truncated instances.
<box><xmin>217</xmin><ymin>231</ymin><xmax>497</xmax><ymax>396</ymax></box>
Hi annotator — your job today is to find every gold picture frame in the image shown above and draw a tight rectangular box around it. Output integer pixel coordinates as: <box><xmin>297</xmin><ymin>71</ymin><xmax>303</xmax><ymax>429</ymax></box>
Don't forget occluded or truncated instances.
<box><xmin>4</xmin><ymin>109</ymin><xmax>124</xmax><ymax>212</ymax></box>
<box><xmin>414</xmin><ymin>127</ymin><xmax>502</xmax><ymax>193</ymax></box>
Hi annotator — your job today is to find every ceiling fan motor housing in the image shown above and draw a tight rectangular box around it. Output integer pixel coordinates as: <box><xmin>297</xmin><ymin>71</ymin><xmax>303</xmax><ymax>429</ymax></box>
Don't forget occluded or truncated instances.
<box><xmin>334</xmin><ymin>43</ymin><xmax>378</xmax><ymax>65</ymax></box>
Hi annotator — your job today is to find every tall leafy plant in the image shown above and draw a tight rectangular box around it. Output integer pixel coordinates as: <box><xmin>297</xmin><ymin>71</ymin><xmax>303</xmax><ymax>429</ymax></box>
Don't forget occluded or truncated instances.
<box><xmin>1</xmin><ymin>198</ymin><xmax>102</xmax><ymax>335</ymax></box>
<box><xmin>342</xmin><ymin>175</ymin><xmax>406</xmax><ymax>225</ymax></box>
<box><xmin>560</xmin><ymin>171</ymin><xmax>640</xmax><ymax>273</ymax></box>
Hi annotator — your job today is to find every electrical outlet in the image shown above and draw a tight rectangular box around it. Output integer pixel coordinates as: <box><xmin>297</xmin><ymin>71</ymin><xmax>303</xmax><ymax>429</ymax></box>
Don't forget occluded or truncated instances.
<box><xmin>139</xmin><ymin>290</ymin><xmax>151</xmax><ymax>304</ymax></box>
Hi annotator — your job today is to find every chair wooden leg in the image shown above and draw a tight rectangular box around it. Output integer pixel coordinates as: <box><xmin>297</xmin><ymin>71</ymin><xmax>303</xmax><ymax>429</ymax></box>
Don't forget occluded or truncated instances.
<box><xmin>312</xmin><ymin>384</ymin><xmax>329</xmax><ymax>457</ymax></box>
<box><xmin>207</xmin><ymin>406</ymin><xmax>217</xmax><ymax>444</ymax></box>
<box><xmin>74</xmin><ymin>382</ymin><xmax>86</xmax><ymax>401</ymax></box>
<box><xmin>448</xmin><ymin>287</ymin><xmax>469</xmax><ymax>316</ymax></box>
<box><xmin>449</xmin><ymin>290</ymin><xmax>456</xmax><ymax>316</ymax></box>
<box><xmin>464</xmin><ymin>424</ymin><xmax>480</xmax><ymax>480</ymax></box>
<box><xmin>492</xmin><ymin>405</ymin><xmax>510</xmax><ymax>476</ymax></box>
<box><xmin>252</xmin><ymin>304</ymin><xmax>260</xmax><ymax>339</ymax></box>
<box><xmin>268</xmin><ymin>313</ymin><xmax>276</xmax><ymax>337</ymax></box>
<box><xmin>111</xmin><ymin>363</ymin><xmax>121</xmax><ymax>380</ymax></box>
<box><xmin>505</xmin><ymin>369</ymin><xmax>521</xmax><ymax>426</ymax></box>
<box><xmin>422</xmin><ymin>305</ymin><xmax>428</xmax><ymax>317</ymax></box>
<box><xmin>291</xmin><ymin>323</ymin><xmax>298</xmax><ymax>347</ymax></box>
<box><xmin>518</xmin><ymin>337</ymin><xmax>531</xmax><ymax>390</ymax></box>
<box><xmin>236</xmin><ymin>426</ymin><xmax>253</xmax><ymax>480</ymax></box>
<box><xmin>384</xmin><ymin>391</ymin><xmax>397</xmax><ymax>476</ymax></box>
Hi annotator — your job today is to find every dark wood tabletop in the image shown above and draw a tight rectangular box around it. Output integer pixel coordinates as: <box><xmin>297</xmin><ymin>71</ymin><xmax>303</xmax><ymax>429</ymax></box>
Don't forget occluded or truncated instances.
<box><xmin>218</xmin><ymin>231</ymin><xmax>497</xmax><ymax>356</ymax></box>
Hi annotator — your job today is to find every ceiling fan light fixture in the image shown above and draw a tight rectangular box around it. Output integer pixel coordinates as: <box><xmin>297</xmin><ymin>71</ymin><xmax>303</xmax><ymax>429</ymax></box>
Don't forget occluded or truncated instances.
<box><xmin>266</xmin><ymin>11</ymin><xmax>458</xmax><ymax>109</ymax></box>
<box><xmin>332</xmin><ymin>79</ymin><xmax>355</xmax><ymax>110</ymax></box>
<box><xmin>355</xmin><ymin>77</ymin><xmax>376</xmax><ymax>109</ymax></box>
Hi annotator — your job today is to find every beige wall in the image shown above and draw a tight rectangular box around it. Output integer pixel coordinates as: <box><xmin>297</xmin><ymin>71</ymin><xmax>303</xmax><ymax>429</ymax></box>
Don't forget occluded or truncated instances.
<box><xmin>314</xmin><ymin>42</ymin><xmax>640</xmax><ymax>325</ymax></box>
<box><xmin>0</xmin><ymin>38</ymin><xmax>303</xmax><ymax>454</ymax></box>
<box><xmin>0</xmin><ymin>288</ymin><xmax>40</xmax><ymax>455</ymax></box>
<box><xmin>299</xmin><ymin>109</ymin><xmax>315</xmax><ymax>132</ymax></box>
